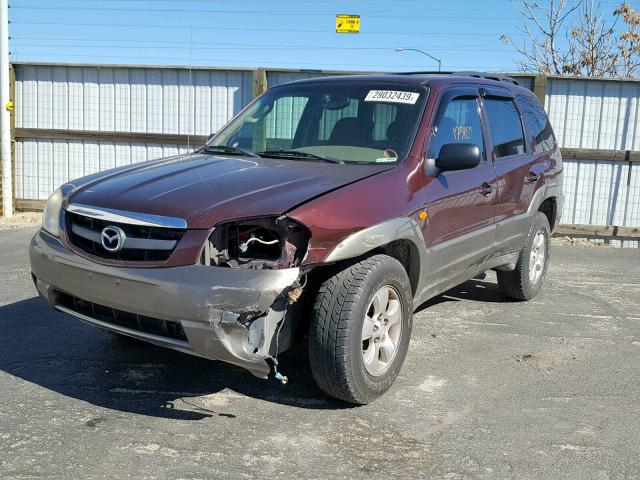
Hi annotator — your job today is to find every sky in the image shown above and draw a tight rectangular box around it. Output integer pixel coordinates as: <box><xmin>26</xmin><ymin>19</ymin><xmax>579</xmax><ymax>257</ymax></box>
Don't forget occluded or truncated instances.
<box><xmin>7</xmin><ymin>0</ymin><xmax>638</xmax><ymax>73</ymax></box>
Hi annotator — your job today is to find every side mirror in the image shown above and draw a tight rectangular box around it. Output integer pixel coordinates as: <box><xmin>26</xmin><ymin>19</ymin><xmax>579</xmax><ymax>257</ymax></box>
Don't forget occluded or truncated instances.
<box><xmin>435</xmin><ymin>143</ymin><xmax>481</xmax><ymax>172</ymax></box>
<box><xmin>207</xmin><ymin>132</ymin><xmax>216</xmax><ymax>143</ymax></box>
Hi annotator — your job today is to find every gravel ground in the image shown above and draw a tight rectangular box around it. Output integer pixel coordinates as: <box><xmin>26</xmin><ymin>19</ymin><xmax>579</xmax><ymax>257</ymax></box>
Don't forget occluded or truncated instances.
<box><xmin>0</xmin><ymin>212</ymin><xmax>42</xmax><ymax>230</ymax></box>
<box><xmin>1</xmin><ymin>227</ymin><xmax>639</xmax><ymax>480</ymax></box>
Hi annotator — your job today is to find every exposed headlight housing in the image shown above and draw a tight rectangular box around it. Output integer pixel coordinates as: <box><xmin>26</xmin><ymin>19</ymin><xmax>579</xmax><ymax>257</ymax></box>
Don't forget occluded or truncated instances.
<box><xmin>42</xmin><ymin>187</ymin><xmax>64</xmax><ymax>237</ymax></box>
<box><xmin>201</xmin><ymin>216</ymin><xmax>310</xmax><ymax>269</ymax></box>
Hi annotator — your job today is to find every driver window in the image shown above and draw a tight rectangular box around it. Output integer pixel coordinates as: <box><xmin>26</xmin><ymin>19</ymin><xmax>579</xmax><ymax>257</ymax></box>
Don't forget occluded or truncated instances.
<box><xmin>427</xmin><ymin>97</ymin><xmax>484</xmax><ymax>162</ymax></box>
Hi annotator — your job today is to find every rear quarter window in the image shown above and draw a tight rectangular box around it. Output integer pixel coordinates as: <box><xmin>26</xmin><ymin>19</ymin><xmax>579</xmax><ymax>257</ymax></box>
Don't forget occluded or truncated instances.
<box><xmin>516</xmin><ymin>94</ymin><xmax>556</xmax><ymax>154</ymax></box>
<box><xmin>484</xmin><ymin>98</ymin><xmax>526</xmax><ymax>159</ymax></box>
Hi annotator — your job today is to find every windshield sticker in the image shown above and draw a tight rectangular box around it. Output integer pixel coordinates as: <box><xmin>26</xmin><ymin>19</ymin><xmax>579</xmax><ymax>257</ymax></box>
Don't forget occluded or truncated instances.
<box><xmin>365</xmin><ymin>90</ymin><xmax>420</xmax><ymax>104</ymax></box>
<box><xmin>376</xmin><ymin>149</ymin><xmax>399</xmax><ymax>163</ymax></box>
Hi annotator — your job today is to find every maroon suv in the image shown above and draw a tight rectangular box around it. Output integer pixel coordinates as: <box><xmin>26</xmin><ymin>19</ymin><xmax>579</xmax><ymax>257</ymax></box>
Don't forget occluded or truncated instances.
<box><xmin>30</xmin><ymin>72</ymin><xmax>563</xmax><ymax>404</ymax></box>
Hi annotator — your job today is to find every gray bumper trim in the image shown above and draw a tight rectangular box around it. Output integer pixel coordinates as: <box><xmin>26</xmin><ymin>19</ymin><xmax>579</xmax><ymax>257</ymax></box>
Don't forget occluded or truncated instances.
<box><xmin>30</xmin><ymin>230</ymin><xmax>300</xmax><ymax>378</ymax></box>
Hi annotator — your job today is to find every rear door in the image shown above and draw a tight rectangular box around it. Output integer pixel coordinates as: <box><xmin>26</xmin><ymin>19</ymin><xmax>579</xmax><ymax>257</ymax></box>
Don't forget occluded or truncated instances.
<box><xmin>480</xmin><ymin>87</ymin><xmax>541</xmax><ymax>256</ymax></box>
<box><xmin>421</xmin><ymin>86</ymin><xmax>497</xmax><ymax>290</ymax></box>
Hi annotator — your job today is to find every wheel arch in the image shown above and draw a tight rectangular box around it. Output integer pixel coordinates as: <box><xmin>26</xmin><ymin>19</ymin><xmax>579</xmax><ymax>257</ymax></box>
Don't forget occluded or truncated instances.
<box><xmin>528</xmin><ymin>185</ymin><xmax>560</xmax><ymax>232</ymax></box>
<box><xmin>537</xmin><ymin>197</ymin><xmax>557</xmax><ymax>231</ymax></box>
<box><xmin>323</xmin><ymin>217</ymin><xmax>427</xmax><ymax>296</ymax></box>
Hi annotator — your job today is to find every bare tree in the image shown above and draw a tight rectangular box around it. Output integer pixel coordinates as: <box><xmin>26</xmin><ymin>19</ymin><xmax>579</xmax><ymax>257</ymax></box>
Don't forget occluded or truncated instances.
<box><xmin>563</xmin><ymin>2</ymin><xmax>618</xmax><ymax>76</ymax></box>
<box><xmin>500</xmin><ymin>0</ymin><xmax>581</xmax><ymax>75</ymax></box>
<box><xmin>615</xmin><ymin>3</ymin><xmax>640</xmax><ymax>77</ymax></box>
<box><xmin>503</xmin><ymin>1</ymin><xmax>640</xmax><ymax>77</ymax></box>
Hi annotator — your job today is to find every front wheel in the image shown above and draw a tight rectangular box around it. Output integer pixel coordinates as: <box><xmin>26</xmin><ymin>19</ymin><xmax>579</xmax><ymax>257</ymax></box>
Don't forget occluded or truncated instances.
<box><xmin>308</xmin><ymin>254</ymin><xmax>413</xmax><ymax>404</ymax></box>
<box><xmin>497</xmin><ymin>211</ymin><xmax>551</xmax><ymax>301</ymax></box>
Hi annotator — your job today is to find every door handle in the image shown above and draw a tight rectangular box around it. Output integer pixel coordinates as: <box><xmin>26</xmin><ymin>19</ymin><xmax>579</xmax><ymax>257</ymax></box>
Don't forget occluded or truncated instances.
<box><xmin>526</xmin><ymin>171</ymin><xmax>540</xmax><ymax>183</ymax></box>
<box><xmin>479</xmin><ymin>182</ymin><xmax>493</xmax><ymax>196</ymax></box>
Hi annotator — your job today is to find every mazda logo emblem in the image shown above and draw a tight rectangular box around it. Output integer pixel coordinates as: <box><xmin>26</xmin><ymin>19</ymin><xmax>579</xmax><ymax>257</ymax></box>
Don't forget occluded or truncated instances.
<box><xmin>101</xmin><ymin>226</ymin><xmax>126</xmax><ymax>252</ymax></box>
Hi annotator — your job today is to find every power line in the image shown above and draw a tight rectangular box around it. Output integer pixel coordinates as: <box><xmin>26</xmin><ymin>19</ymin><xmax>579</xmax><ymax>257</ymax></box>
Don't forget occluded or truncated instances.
<box><xmin>10</xmin><ymin>36</ymin><xmax>505</xmax><ymax>50</ymax></box>
<box><xmin>9</xmin><ymin>40</ymin><xmax>507</xmax><ymax>53</ymax></box>
<box><xmin>10</xmin><ymin>20</ymin><xmax>528</xmax><ymax>37</ymax></box>
<box><xmin>9</xmin><ymin>5</ymin><xmax>519</xmax><ymax>19</ymax></box>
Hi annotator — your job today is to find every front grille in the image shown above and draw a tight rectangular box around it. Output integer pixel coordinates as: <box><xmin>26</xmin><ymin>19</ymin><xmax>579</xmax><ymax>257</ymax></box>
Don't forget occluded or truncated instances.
<box><xmin>56</xmin><ymin>291</ymin><xmax>188</xmax><ymax>342</ymax></box>
<box><xmin>66</xmin><ymin>211</ymin><xmax>184</xmax><ymax>262</ymax></box>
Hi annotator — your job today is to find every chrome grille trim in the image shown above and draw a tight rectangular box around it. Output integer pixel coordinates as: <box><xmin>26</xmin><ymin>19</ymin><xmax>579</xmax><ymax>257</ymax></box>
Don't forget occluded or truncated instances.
<box><xmin>66</xmin><ymin>204</ymin><xmax>188</xmax><ymax>229</ymax></box>
<box><xmin>70</xmin><ymin>223</ymin><xmax>178</xmax><ymax>251</ymax></box>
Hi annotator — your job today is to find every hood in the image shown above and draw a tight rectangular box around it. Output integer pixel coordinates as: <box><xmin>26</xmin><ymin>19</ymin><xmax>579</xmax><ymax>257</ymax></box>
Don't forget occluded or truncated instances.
<box><xmin>67</xmin><ymin>153</ymin><xmax>390</xmax><ymax>228</ymax></box>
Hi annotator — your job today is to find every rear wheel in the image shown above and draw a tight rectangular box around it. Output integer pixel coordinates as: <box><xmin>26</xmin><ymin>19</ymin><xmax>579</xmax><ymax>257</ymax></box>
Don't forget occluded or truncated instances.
<box><xmin>308</xmin><ymin>254</ymin><xmax>413</xmax><ymax>404</ymax></box>
<box><xmin>497</xmin><ymin>211</ymin><xmax>551</xmax><ymax>301</ymax></box>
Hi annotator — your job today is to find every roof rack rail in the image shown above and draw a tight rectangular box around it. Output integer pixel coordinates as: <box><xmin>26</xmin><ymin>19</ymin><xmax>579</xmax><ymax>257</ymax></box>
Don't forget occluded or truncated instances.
<box><xmin>392</xmin><ymin>70</ymin><xmax>521</xmax><ymax>86</ymax></box>
<box><xmin>393</xmin><ymin>71</ymin><xmax>454</xmax><ymax>75</ymax></box>
<box><xmin>452</xmin><ymin>71</ymin><xmax>521</xmax><ymax>86</ymax></box>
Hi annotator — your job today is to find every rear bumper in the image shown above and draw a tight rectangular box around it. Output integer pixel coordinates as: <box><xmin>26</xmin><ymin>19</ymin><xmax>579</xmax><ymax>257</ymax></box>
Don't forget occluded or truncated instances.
<box><xmin>29</xmin><ymin>230</ymin><xmax>300</xmax><ymax>378</ymax></box>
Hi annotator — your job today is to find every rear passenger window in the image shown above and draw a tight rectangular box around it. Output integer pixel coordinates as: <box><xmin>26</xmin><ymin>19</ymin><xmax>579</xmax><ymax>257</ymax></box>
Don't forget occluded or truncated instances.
<box><xmin>516</xmin><ymin>94</ymin><xmax>556</xmax><ymax>153</ymax></box>
<box><xmin>484</xmin><ymin>98</ymin><xmax>526</xmax><ymax>159</ymax></box>
<box><xmin>427</xmin><ymin>97</ymin><xmax>484</xmax><ymax>160</ymax></box>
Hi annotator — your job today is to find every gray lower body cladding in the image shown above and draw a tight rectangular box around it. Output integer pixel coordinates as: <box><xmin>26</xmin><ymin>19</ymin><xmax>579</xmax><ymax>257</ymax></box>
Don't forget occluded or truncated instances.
<box><xmin>29</xmin><ymin>230</ymin><xmax>301</xmax><ymax>378</ymax></box>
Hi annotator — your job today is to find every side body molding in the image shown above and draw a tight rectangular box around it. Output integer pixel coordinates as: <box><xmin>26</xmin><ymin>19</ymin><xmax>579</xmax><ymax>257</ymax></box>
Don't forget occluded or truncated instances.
<box><xmin>324</xmin><ymin>217</ymin><xmax>430</xmax><ymax>307</ymax></box>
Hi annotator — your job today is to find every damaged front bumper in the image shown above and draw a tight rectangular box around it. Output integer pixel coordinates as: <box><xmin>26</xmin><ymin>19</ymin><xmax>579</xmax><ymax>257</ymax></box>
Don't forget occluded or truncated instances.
<box><xmin>29</xmin><ymin>230</ymin><xmax>301</xmax><ymax>378</ymax></box>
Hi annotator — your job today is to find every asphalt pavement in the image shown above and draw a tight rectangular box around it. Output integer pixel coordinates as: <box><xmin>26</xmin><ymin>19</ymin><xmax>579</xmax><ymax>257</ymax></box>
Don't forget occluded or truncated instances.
<box><xmin>1</xmin><ymin>227</ymin><xmax>639</xmax><ymax>479</ymax></box>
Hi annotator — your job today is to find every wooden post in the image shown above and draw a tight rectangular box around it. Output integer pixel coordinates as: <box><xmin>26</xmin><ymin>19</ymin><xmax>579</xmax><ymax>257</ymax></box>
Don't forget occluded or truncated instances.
<box><xmin>532</xmin><ymin>75</ymin><xmax>547</xmax><ymax>104</ymax></box>
<box><xmin>251</xmin><ymin>68</ymin><xmax>267</xmax><ymax>152</ymax></box>
<box><xmin>252</xmin><ymin>68</ymin><xmax>268</xmax><ymax>99</ymax></box>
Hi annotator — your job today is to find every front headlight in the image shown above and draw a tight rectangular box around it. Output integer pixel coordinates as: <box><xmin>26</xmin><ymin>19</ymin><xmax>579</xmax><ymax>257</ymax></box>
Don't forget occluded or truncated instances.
<box><xmin>42</xmin><ymin>187</ymin><xmax>64</xmax><ymax>237</ymax></box>
<box><xmin>201</xmin><ymin>216</ymin><xmax>310</xmax><ymax>269</ymax></box>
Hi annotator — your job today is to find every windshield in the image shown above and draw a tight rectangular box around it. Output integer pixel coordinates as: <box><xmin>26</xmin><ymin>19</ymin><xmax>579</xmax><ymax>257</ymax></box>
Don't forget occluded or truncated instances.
<box><xmin>208</xmin><ymin>82</ymin><xmax>429</xmax><ymax>165</ymax></box>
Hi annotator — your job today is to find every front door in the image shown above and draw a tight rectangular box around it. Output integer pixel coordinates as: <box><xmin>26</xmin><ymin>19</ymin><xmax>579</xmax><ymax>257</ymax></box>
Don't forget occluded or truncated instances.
<box><xmin>420</xmin><ymin>87</ymin><xmax>497</xmax><ymax>292</ymax></box>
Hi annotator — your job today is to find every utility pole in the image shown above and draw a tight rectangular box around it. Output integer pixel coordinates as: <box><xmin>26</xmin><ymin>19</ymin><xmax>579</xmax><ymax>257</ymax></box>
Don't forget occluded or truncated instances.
<box><xmin>0</xmin><ymin>0</ymin><xmax>11</xmax><ymax>218</ymax></box>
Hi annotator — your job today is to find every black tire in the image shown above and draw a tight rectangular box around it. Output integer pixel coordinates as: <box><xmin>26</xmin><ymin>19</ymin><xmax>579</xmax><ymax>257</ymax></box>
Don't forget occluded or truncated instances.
<box><xmin>308</xmin><ymin>254</ymin><xmax>413</xmax><ymax>404</ymax></box>
<box><xmin>497</xmin><ymin>211</ymin><xmax>551</xmax><ymax>301</ymax></box>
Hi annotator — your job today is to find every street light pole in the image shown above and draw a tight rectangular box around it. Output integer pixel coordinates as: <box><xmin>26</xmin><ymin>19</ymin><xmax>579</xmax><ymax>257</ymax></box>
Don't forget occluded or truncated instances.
<box><xmin>395</xmin><ymin>48</ymin><xmax>442</xmax><ymax>72</ymax></box>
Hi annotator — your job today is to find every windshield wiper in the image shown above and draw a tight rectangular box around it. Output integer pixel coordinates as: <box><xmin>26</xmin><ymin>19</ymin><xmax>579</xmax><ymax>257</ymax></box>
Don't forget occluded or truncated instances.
<box><xmin>202</xmin><ymin>145</ymin><xmax>261</xmax><ymax>158</ymax></box>
<box><xmin>257</xmin><ymin>149</ymin><xmax>344</xmax><ymax>164</ymax></box>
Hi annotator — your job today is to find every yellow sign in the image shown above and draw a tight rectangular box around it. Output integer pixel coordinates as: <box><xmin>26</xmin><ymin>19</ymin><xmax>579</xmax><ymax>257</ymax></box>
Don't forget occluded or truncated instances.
<box><xmin>336</xmin><ymin>14</ymin><xmax>360</xmax><ymax>34</ymax></box>
<box><xmin>5</xmin><ymin>100</ymin><xmax>13</xmax><ymax>112</ymax></box>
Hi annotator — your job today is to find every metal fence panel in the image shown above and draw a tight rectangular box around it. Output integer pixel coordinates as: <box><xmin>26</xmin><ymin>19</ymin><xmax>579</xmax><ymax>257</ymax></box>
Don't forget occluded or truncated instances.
<box><xmin>13</xmin><ymin>64</ymin><xmax>252</xmax><ymax>135</ymax></box>
<box><xmin>15</xmin><ymin>138</ymin><xmax>192</xmax><ymax>200</ymax></box>
<box><xmin>547</xmin><ymin>78</ymin><xmax>640</xmax><ymax>151</ymax></box>
<box><xmin>562</xmin><ymin>159</ymin><xmax>635</xmax><ymax>227</ymax></box>
<box><xmin>8</xmin><ymin>63</ymin><xmax>640</xmax><ymax>234</ymax></box>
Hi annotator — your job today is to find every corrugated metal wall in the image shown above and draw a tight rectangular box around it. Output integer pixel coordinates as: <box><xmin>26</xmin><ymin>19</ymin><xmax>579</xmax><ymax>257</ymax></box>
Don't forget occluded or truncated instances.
<box><xmin>562</xmin><ymin>159</ymin><xmax>639</xmax><ymax>226</ymax></box>
<box><xmin>14</xmin><ymin>64</ymin><xmax>252</xmax><ymax>133</ymax></box>
<box><xmin>542</xmin><ymin>77</ymin><xmax>640</xmax><ymax>231</ymax></box>
<box><xmin>9</xmin><ymin>63</ymin><xmax>640</xmax><ymax>235</ymax></box>
<box><xmin>13</xmin><ymin>64</ymin><xmax>252</xmax><ymax>200</ymax></box>
<box><xmin>545</xmin><ymin>78</ymin><xmax>640</xmax><ymax>150</ymax></box>
<box><xmin>14</xmin><ymin>139</ymin><xmax>192</xmax><ymax>200</ymax></box>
